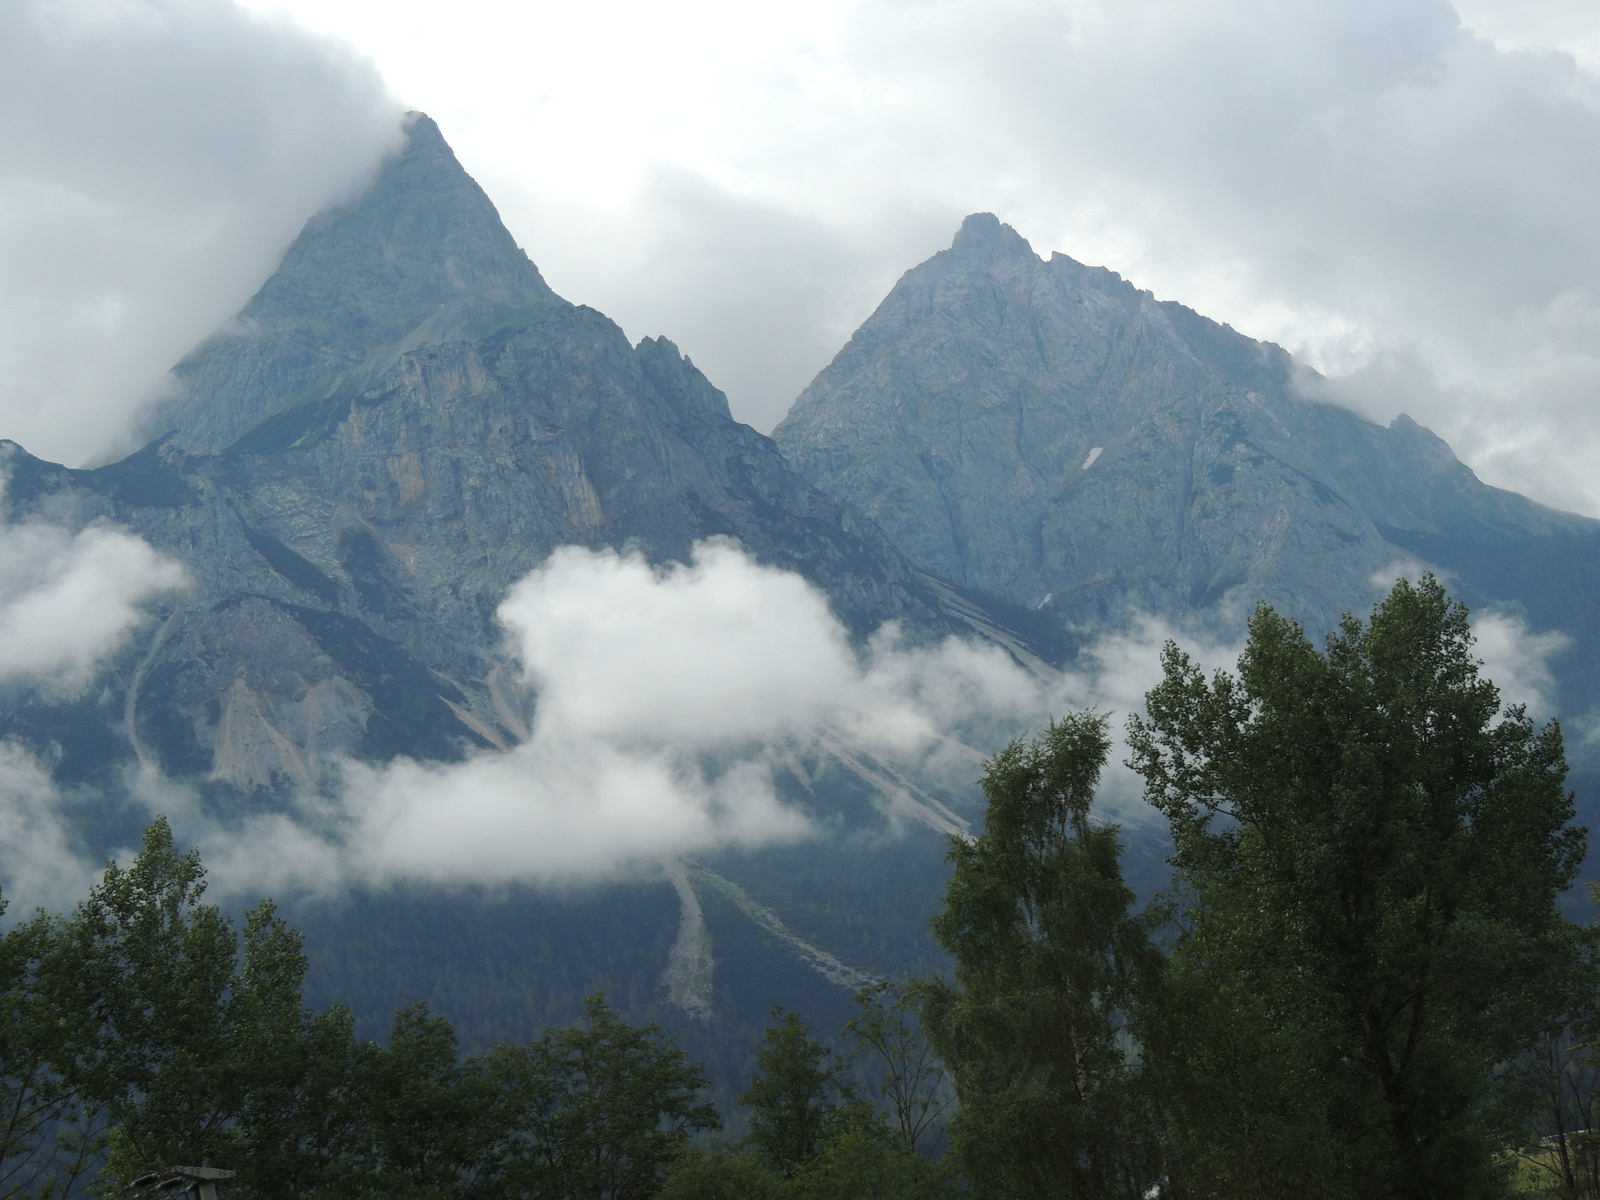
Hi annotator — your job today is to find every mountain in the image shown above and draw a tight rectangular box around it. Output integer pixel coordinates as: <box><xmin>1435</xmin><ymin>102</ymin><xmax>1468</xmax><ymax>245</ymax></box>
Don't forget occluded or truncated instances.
<box><xmin>1</xmin><ymin>114</ymin><xmax>970</xmax><ymax>797</ymax></box>
<box><xmin>0</xmin><ymin>116</ymin><xmax>995</xmax><ymax>1080</ymax></box>
<box><xmin>145</xmin><ymin>113</ymin><xmax>564</xmax><ymax>456</ymax></box>
<box><xmin>7</xmin><ymin>133</ymin><xmax>1595</xmax><ymax>1085</ymax></box>
<box><xmin>774</xmin><ymin>213</ymin><xmax>1600</xmax><ymax>714</ymax></box>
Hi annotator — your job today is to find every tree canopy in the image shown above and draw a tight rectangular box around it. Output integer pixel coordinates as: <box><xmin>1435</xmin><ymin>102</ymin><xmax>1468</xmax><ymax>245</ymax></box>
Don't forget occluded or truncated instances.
<box><xmin>921</xmin><ymin>713</ymin><xmax>1162</xmax><ymax>1199</ymax></box>
<box><xmin>0</xmin><ymin>573</ymin><xmax>1592</xmax><ymax>1200</ymax></box>
<box><xmin>1129</xmin><ymin>575</ymin><xmax>1589</xmax><ymax>1199</ymax></box>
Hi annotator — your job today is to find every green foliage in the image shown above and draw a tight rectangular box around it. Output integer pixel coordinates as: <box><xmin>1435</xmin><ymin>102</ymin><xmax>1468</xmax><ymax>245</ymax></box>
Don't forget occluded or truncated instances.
<box><xmin>0</xmin><ymin>902</ymin><xmax>104</xmax><ymax>1199</ymax></box>
<box><xmin>1128</xmin><ymin>575</ymin><xmax>1590</xmax><ymax>1199</ymax></box>
<box><xmin>658</xmin><ymin>1147</ymin><xmax>781</xmax><ymax>1200</ymax></box>
<box><xmin>477</xmin><ymin>994</ymin><xmax>718</xmax><ymax>1200</ymax></box>
<box><xmin>660</xmin><ymin>1110</ymin><xmax>955</xmax><ymax>1200</ymax></box>
<box><xmin>56</xmin><ymin>818</ymin><xmax>267</xmax><ymax>1186</ymax></box>
<box><xmin>739</xmin><ymin>1010</ymin><xmax>854</xmax><ymax>1176</ymax></box>
<box><xmin>920</xmin><ymin>712</ymin><xmax>1162</xmax><ymax>1199</ymax></box>
<box><xmin>358</xmin><ymin>1005</ymin><xmax>491</xmax><ymax>1199</ymax></box>
<box><xmin>843</xmin><ymin>982</ymin><xmax>950</xmax><ymax>1155</ymax></box>
<box><xmin>783</xmin><ymin>1109</ymin><xmax>957</xmax><ymax>1200</ymax></box>
<box><xmin>0</xmin><ymin>818</ymin><xmax>728</xmax><ymax>1200</ymax></box>
<box><xmin>231</xmin><ymin>1002</ymin><xmax>371</xmax><ymax>1200</ymax></box>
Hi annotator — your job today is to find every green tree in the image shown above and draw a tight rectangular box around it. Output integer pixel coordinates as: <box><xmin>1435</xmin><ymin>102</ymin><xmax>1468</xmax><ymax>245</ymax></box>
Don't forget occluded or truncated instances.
<box><xmin>658</xmin><ymin>1147</ymin><xmax>780</xmax><ymax>1200</ymax></box>
<box><xmin>920</xmin><ymin>713</ymin><xmax>1162</xmax><ymax>1200</ymax></box>
<box><xmin>740</xmin><ymin>1010</ymin><xmax>853</xmax><ymax>1177</ymax></box>
<box><xmin>1518</xmin><ymin>883</ymin><xmax>1600</xmax><ymax>1200</ymax></box>
<box><xmin>479</xmin><ymin>993</ymin><xmax>718</xmax><ymax>1200</ymax></box>
<box><xmin>48</xmin><ymin>819</ymin><xmax>378</xmax><ymax>1200</ymax></box>
<box><xmin>0</xmin><ymin>899</ymin><xmax>105</xmax><ymax>1200</ymax></box>
<box><xmin>55</xmin><ymin>818</ymin><xmax>252</xmax><ymax>1185</ymax></box>
<box><xmin>664</xmin><ymin>998</ymin><xmax>955</xmax><ymax>1200</ymax></box>
<box><xmin>844</xmin><ymin>982</ymin><xmax>950</xmax><ymax>1155</ymax></box>
<box><xmin>231</xmin><ymin>1001</ymin><xmax>374</xmax><ymax>1200</ymax></box>
<box><xmin>1128</xmin><ymin>575</ymin><xmax>1588</xmax><ymax>1200</ymax></box>
<box><xmin>783</xmin><ymin>1108</ymin><xmax>957</xmax><ymax>1200</ymax></box>
<box><xmin>350</xmin><ymin>1004</ymin><xmax>493</xmax><ymax>1200</ymax></box>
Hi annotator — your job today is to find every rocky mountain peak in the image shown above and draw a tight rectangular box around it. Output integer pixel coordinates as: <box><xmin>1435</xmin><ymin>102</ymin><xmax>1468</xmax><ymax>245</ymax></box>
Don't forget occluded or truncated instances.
<box><xmin>145</xmin><ymin>111</ymin><xmax>562</xmax><ymax>454</ymax></box>
<box><xmin>0</xmin><ymin>115</ymin><xmax>969</xmax><ymax>801</ymax></box>
<box><xmin>774</xmin><ymin>216</ymin><xmax>1600</xmax><ymax>704</ymax></box>
<box><xmin>949</xmin><ymin>212</ymin><xmax>1038</xmax><ymax>264</ymax></box>
<box><xmin>1386</xmin><ymin>413</ymin><xmax>1458</xmax><ymax>471</ymax></box>
<box><xmin>259</xmin><ymin>111</ymin><xmax>555</xmax><ymax>320</ymax></box>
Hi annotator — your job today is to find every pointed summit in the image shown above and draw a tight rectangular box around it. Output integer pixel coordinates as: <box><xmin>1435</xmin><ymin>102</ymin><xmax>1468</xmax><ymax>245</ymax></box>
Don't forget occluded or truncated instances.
<box><xmin>775</xmin><ymin>213</ymin><xmax>1600</xmax><ymax>678</ymax></box>
<box><xmin>949</xmin><ymin>212</ymin><xmax>1037</xmax><ymax>263</ymax></box>
<box><xmin>149</xmin><ymin>112</ymin><xmax>563</xmax><ymax>453</ymax></box>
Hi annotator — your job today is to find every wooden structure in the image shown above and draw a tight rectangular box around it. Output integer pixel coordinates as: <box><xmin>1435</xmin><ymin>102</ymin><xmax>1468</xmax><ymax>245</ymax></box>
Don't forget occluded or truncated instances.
<box><xmin>126</xmin><ymin>1166</ymin><xmax>236</xmax><ymax>1200</ymax></box>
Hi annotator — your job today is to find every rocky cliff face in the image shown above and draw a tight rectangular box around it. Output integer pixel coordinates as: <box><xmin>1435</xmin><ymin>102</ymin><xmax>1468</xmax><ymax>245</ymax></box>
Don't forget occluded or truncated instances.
<box><xmin>0</xmin><ymin>116</ymin><xmax>955</xmax><ymax>797</ymax></box>
<box><xmin>145</xmin><ymin>114</ymin><xmax>563</xmax><ymax>455</ymax></box>
<box><xmin>774</xmin><ymin>214</ymin><xmax>1600</xmax><ymax>711</ymax></box>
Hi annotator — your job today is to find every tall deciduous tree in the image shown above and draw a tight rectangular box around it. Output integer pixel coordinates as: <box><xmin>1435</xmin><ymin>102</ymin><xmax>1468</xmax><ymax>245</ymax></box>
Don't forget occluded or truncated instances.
<box><xmin>0</xmin><ymin>901</ymin><xmax>105</xmax><ymax>1200</ymax></box>
<box><xmin>740</xmin><ymin>1009</ymin><xmax>854</xmax><ymax>1177</ymax></box>
<box><xmin>1128</xmin><ymin>575</ymin><xmax>1588</xmax><ymax>1200</ymax></box>
<box><xmin>57</xmin><ymin>818</ymin><xmax>255</xmax><ymax>1185</ymax></box>
<box><xmin>845</xmin><ymin>982</ymin><xmax>950</xmax><ymax>1155</ymax></box>
<box><xmin>479</xmin><ymin>993</ymin><xmax>718</xmax><ymax>1200</ymax></box>
<box><xmin>921</xmin><ymin>713</ymin><xmax>1162</xmax><ymax>1200</ymax></box>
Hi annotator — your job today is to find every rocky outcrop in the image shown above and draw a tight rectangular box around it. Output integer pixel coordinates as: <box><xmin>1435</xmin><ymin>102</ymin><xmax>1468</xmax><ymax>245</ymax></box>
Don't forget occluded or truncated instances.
<box><xmin>774</xmin><ymin>214</ymin><xmax>1600</xmax><ymax>711</ymax></box>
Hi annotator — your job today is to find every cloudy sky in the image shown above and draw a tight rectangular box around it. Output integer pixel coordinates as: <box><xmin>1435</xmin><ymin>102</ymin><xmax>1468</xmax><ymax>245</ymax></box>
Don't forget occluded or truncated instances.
<box><xmin>7</xmin><ymin>0</ymin><xmax>1600</xmax><ymax>516</ymax></box>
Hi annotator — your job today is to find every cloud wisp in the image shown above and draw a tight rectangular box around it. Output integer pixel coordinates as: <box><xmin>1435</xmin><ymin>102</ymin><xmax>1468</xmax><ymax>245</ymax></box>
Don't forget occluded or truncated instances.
<box><xmin>182</xmin><ymin>541</ymin><xmax>1243</xmax><ymax>896</ymax></box>
<box><xmin>0</xmin><ymin>497</ymin><xmax>186</xmax><ymax>913</ymax></box>
<box><xmin>0</xmin><ymin>0</ymin><xmax>403</xmax><ymax>468</ymax></box>
<box><xmin>0</xmin><ymin>520</ymin><xmax>188</xmax><ymax>696</ymax></box>
<box><xmin>0</xmin><ymin>538</ymin><xmax>1571</xmax><ymax>906</ymax></box>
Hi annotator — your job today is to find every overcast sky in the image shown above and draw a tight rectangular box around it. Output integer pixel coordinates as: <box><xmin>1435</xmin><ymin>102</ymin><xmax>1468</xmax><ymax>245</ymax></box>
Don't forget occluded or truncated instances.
<box><xmin>7</xmin><ymin>0</ymin><xmax>1600</xmax><ymax>517</ymax></box>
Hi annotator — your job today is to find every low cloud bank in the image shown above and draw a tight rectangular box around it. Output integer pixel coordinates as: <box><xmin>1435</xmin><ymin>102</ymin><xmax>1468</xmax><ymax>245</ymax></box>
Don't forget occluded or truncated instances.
<box><xmin>0</xmin><ymin>520</ymin><xmax>187</xmax><ymax>695</ymax></box>
<box><xmin>0</xmin><ymin>501</ymin><xmax>185</xmax><ymax>912</ymax></box>
<box><xmin>185</xmin><ymin>541</ymin><xmax>1242</xmax><ymax>896</ymax></box>
<box><xmin>0</xmin><ymin>538</ymin><xmax>1576</xmax><ymax>905</ymax></box>
<box><xmin>191</xmin><ymin>541</ymin><xmax>1009</xmax><ymax>893</ymax></box>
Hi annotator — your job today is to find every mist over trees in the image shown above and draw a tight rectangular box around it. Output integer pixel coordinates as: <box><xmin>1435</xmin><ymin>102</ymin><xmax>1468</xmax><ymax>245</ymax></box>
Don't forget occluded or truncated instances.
<box><xmin>0</xmin><ymin>575</ymin><xmax>1592</xmax><ymax>1199</ymax></box>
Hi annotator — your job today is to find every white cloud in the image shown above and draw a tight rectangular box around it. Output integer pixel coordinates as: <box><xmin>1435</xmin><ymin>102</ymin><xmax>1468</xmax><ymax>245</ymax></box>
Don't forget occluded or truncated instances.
<box><xmin>0</xmin><ymin>0</ymin><xmax>402</xmax><ymax>467</ymax></box>
<box><xmin>182</xmin><ymin>541</ymin><xmax>1249</xmax><ymax>894</ymax></box>
<box><xmin>0</xmin><ymin>491</ymin><xmax>187</xmax><ymax>912</ymax></box>
<box><xmin>188</xmin><ymin>542</ymin><xmax>891</xmax><ymax>892</ymax></box>
<box><xmin>504</xmin><ymin>541</ymin><xmax>880</xmax><ymax>750</ymax></box>
<box><xmin>1471</xmin><ymin>610</ymin><xmax>1570</xmax><ymax>720</ymax></box>
<box><xmin>0</xmin><ymin>516</ymin><xmax>187</xmax><ymax>695</ymax></box>
<box><xmin>170</xmin><ymin>543</ymin><xmax>1007</xmax><ymax>892</ymax></box>
<box><xmin>3</xmin><ymin>541</ymin><xmax>1561</xmax><ymax>901</ymax></box>
<box><xmin>0</xmin><ymin>744</ymin><xmax>102</xmax><ymax>916</ymax></box>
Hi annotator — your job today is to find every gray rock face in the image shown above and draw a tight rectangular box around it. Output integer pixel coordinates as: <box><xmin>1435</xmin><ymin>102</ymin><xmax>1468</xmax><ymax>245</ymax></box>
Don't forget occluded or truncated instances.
<box><xmin>775</xmin><ymin>214</ymin><xmax>1600</xmax><ymax>709</ymax></box>
<box><xmin>0</xmin><ymin>117</ymin><xmax>954</xmax><ymax>795</ymax></box>
<box><xmin>145</xmin><ymin>113</ymin><xmax>562</xmax><ymax>455</ymax></box>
